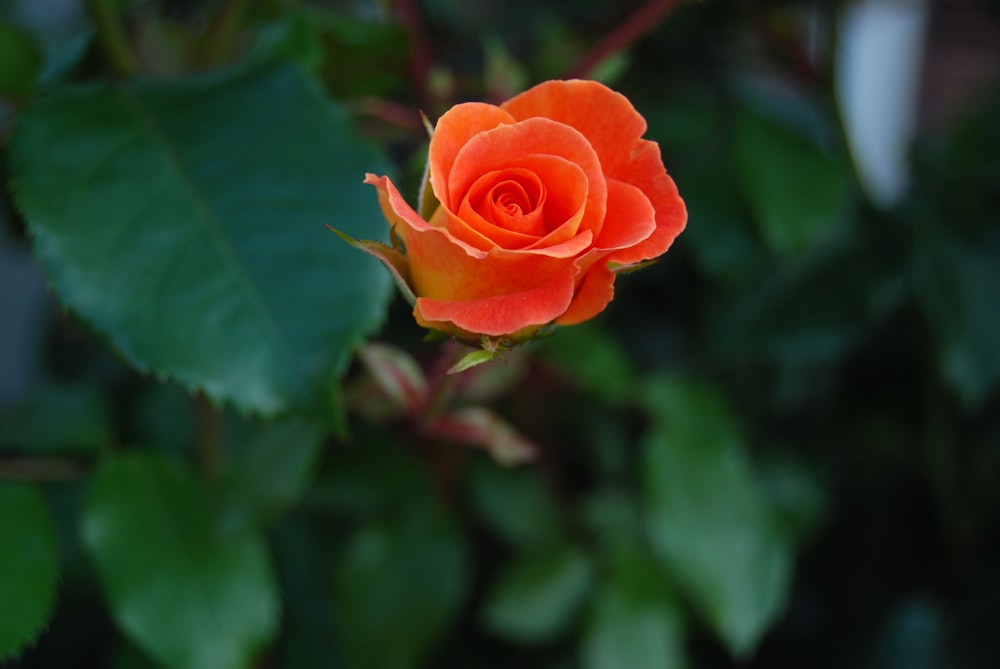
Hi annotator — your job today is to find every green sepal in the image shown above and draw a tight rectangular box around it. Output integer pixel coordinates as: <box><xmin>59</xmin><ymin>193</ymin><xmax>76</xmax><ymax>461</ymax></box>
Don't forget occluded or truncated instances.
<box><xmin>326</xmin><ymin>225</ymin><xmax>416</xmax><ymax>306</ymax></box>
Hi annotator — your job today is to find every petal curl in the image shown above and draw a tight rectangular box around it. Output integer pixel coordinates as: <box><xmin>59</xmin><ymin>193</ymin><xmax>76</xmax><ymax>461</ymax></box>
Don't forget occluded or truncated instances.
<box><xmin>415</xmin><ymin>266</ymin><xmax>578</xmax><ymax>337</ymax></box>
<box><xmin>502</xmin><ymin>79</ymin><xmax>647</xmax><ymax>176</ymax></box>
<box><xmin>606</xmin><ymin>140</ymin><xmax>687</xmax><ymax>265</ymax></box>
<box><xmin>555</xmin><ymin>262</ymin><xmax>616</xmax><ymax>326</ymax></box>
<box><xmin>593</xmin><ymin>178</ymin><xmax>656</xmax><ymax>252</ymax></box>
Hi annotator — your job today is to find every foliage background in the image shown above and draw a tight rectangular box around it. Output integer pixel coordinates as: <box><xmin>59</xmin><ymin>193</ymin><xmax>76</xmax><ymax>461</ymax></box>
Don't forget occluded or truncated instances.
<box><xmin>2</xmin><ymin>0</ymin><xmax>999</xmax><ymax>668</ymax></box>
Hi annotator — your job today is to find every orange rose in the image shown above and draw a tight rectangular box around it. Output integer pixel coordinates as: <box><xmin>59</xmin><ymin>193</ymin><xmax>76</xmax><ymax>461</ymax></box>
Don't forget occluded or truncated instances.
<box><xmin>362</xmin><ymin>79</ymin><xmax>686</xmax><ymax>342</ymax></box>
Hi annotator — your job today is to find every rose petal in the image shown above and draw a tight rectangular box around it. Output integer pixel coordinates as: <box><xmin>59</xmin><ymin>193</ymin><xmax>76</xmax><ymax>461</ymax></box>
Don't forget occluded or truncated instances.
<box><xmin>447</xmin><ymin>117</ymin><xmax>607</xmax><ymax>244</ymax></box>
<box><xmin>593</xmin><ymin>178</ymin><xmax>656</xmax><ymax>252</ymax></box>
<box><xmin>452</xmin><ymin>156</ymin><xmax>591</xmax><ymax>250</ymax></box>
<box><xmin>502</xmin><ymin>79</ymin><xmax>647</xmax><ymax>176</ymax></box>
<box><xmin>428</xmin><ymin>103</ymin><xmax>517</xmax><ymax>206</ymax></box>
<box><xmin>415</xmin><ymin>266</ymin><xmax>578</xmax><ymax>336</ymax></box>
<box><xmin>555</xmin><ymin>262</ymin><xmax>616</xmax><ymax>326</ymax></box>
<box><xmin>606</xmin><ymin>140</ymin><xmax>687</xmax><ymax>265</ymax></box>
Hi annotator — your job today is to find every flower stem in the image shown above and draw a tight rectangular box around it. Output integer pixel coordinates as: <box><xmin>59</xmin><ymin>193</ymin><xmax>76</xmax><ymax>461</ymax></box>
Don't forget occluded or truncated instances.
<box><xmin>0</xmin><ymin>457</ymin><xmax>87</xmax><ymax>481</ymax></box>
<box><xmin>568</xmin><ymin>0</ymin><xmax>679</xmax><ymax>80</ymax></box>
<box><xmin>393</xmin><ymin>0</ymin><xmax>435</xmax><ymax>108</ymax></box>
<box><xmin>84</xmin><ymin>0</ymin><xmax>139</xmax><ymax>76</ymax></box>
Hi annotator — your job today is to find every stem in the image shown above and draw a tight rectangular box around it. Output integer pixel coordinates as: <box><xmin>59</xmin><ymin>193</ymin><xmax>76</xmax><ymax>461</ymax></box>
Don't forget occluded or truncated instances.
<box><xmin>195</xmin><ymin>394</ymin><xmax>225</xmax><ymax>477</ymax></box>
<box><xmin>85</xmin><ymin>0</ymin><xmax>139</xmax><ymax>76</ymax></box>
<box><xmin>0</xmin><ymin>457</ymin><xmax>88</xmax><ymax>481</ymax></box>
<box><xmin>568</xmin><ymin>0</ymin><xmax>679</xmax><ymax>80</ymax></box>
<box><xmin>393</xmin><ymin>0</ymin><xmax>435</xmax><ymax>108</ymax></box>
<box><xmin>198</xmin><ymin>0</ymin><xmax>248</xmax><ymax>67</ymax></box>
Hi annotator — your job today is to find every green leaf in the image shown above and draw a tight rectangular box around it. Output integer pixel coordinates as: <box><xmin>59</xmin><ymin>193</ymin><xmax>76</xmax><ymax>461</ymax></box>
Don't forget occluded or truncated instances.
<box><xmin>733</xmin><ymin>108</ymin><xmax>852</xmax><ymax>259</ymax></box>
<box><xmin>914</xmin><ymin>222</ymin><xmax>1000</xmax><ymax>408</ymax></box>
<box><xmin>466</xmin><ymin>458</ymin><xmax>564</xmax><ymax>549</ymax></box>
<box><xmin>0</xmin><ymin>483</ymin><xmax>58</xmax><ymax>660</ymax></box>
<box><xmin>81</xmin><ymin>453</ymin><xmax>279</xmax><ymax>669</ymax></box>
<box><xmin>640</xmin><ymin>375</ymin><xmax>792</xmax><ymax>657</ymax></box>
<box><xmin>215</xmin><ymin>418</ymin><xmax>324</xmax><ymax>535</ymax></box>
<box><xmin>0</xmin><ymin>22</ymin><xmax>41</xmax><ymax>96</ymax></box>
<box><xmin>536</xmin><ymin>322</ymin><xmax>634</xmax><ymax>407</ymax></box>
<box><xmin>332</xmin><ymin>500</ymin><xmax>469</xmax><ymax>669</ymax></box>
<box><xmin>0</xmin><ymin>382</ymin><xmax>112</xmax><ymax>455</ymax></box>
<box><xmin>481</xmin><ymin>543</ymin><xmax>594</xmax><ymax>644</ymax></box>
<box><xmin>10</xmin><ymin>64</ymin><xmax>392</xmax><ymax>421</ymax></box>
<box><xmin>582</xmin><ymin>547</ymin><xmax>688</xmax><ymax>669</ymax></box>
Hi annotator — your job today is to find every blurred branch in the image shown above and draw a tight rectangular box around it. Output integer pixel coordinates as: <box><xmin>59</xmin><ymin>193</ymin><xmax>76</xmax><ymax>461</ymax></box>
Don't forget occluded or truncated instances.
<box><xmin>568</xmin><ymin>0</ymin><xmax>679</xmax><ymax>80</ymax></box>
<box><xmin>0</xmin><ymin>457</ymin><xmax>88</xmax><ymax>481</ymax></box>
<box><xmin>393</xmin><ymin>0</ymin><xmax>435</xmax><ymax>108</ymax></box>
<box><xmin>197</xmin><ymin>0</ymin><xmax>248</xmax><ymax>67</ymax></box>
<box><xmin>85</xmin><ymin>0</ymin><xmax>139</xmax><ymax>76</ymax></box>
<box><xmin>196</xmin><ymin>394</ymin><xmax>225</xmax><ymax>478</ymax></box>
<box><xmin>353</xmin><ymin>97</ymin><xmax>425</xmax><ymax>132</ymax></box>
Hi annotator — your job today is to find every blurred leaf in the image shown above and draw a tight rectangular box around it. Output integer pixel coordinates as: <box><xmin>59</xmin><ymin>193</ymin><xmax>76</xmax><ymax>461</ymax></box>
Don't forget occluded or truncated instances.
<box><xmin>582</xmin><ymin>546</ymin><xmax>687</xmax><ymax>669</ymax></box>
<box><xmin>537</xmin><ymin>322</ymin><xmax>634</xmax><ymax>406</ymax></box>
<box><xmin>865</xmin><ymin>597</ymin><xmax>947</xmax><ymax>669</ymax></box>
<box><xmin>333</xmin><ymin>499</ymin><xmax>469</xmax><ymax>669</ymax></box>
<box><xmin>757</xmin><ymin>456</ymin><xmax>828</xmax><ymax>543</ymax></box>
<box><xmin>711</xmin><ymin>228</ymin><xmax>907</xmax><ymax>370</ymax></box>
<box><xmin>914</xmin><ymin>222</ymin><xmax>1000</xmax><ymax>408</ymax></box>
<box><xmin>0</xmin><ymin>483</ymin><xmax>58</xmax><ymax>660</ymax></box>
<box><xmin>733</xmin><ymin>108</ymin><xmax>852</xmax><ymax>259</ymax></box>
<box><xmin>247</xmin><ymin>10</ymin><xmax>325</xmax><ymax>71</ymax></box>
<box><xmin>310</xmin><ymin>9</ymin><xmax>411</xmax><ymax>99</ymax></box>
<box><xmin>309</xmin><ymin>436</ymin><xmax>428</xmax><ymax>519</ymax></box>
<box><xmin>357</xmin><ymin>342</ymin><xmax>428</xmax><ymax>415</ymax></box>
<box><xmin>81</xmin><ymin>453</ymin><xmax>279</xmax><ymax>669</ymax></box>
<box><xmin>467</xmin><ymin>458</ymin><xmax>564</xmax><ymax>549</ymax></box>
<box><xmin>0</xmin><ymin>21</ymin><xmax>40</xmax><ymax>95</ymax></box>
<box><xmin>215</xmin><ymin>418</ymin><xmax>324</xmax><ymax>535</ymax></box>
<box><xmin>430</xmin><ymin>407</ymin><xmax>537</xmax><ymax>466</ymax></box>
<box><xmin>481</xmin><ymin>543</ymin><xmax>594</xmax><ymax>644</ymax></box>
<box><xmin>0</xmin><ymin>382</ymin><xmax>112</xmax><ymax>455</ymax></box>
<box><xmin>640</xmin><ymin>375</ymin><xmax>792</xmax><ymax>657</ymax></box>
<box><xmin>10</xmin><ymin>64</ymin><xmax>392</xmax><ymax>422</ymax></box>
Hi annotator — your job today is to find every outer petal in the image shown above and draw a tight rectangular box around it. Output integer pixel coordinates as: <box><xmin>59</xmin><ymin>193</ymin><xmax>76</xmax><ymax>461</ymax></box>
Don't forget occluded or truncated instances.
<box><xmin>606</xmin><ymin>140</ymin><xmax>687</xmax><ymax>265</ymax></box>
<box><xmin>415</xmin><ymin>266</ymin><xmax>578</xmax><ymax>336</ymax></box>
<box><xmin>428</xmin><ymin>103</ymin><xmax>517</xmax><ymax>207</ymax></box>
<box><xmin>502</xmin><ymin>79</ymin><xmax>647</xmax><ymax>176</ymax></box>
<box><xmin>593</xmin><ymin>178</ymin><xmax>656</xmax><ymax>252</ymax></box>
<box><xmin>555</xmin><ymin>262</ymin><xmax>616</xmax><ymax>326</ymax></box>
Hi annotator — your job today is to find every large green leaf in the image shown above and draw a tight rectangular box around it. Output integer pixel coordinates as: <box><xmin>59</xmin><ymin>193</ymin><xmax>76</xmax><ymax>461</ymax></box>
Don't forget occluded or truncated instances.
<box><xmin>10</xmin><ymin>63</ymin><xmax>392</xmax><ymax>420</ymax></box>
<box><xmin>640</xmin><ymin>375</ymin><xmax>793</xmax><ymax>657</ymax></box>
<box><xmin>80</xmin><ymin>453</ymin><xmax>279</xmax><ymax>669</ymax></box>
<box><xmin>0</xmin><ymin>483</ymin><xmax>58</xmax><ymax>660</ymax></box>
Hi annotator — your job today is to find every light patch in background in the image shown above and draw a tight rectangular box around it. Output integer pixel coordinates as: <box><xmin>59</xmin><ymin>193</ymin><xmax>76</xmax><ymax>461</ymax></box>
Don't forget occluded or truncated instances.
<box><xmin>837</xmin><ymin>0</ymin><xmax>930</xmax><ymax>208</ymax></box>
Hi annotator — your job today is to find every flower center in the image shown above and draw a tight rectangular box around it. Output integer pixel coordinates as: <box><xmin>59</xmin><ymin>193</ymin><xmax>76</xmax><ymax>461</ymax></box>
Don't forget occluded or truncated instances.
<box><xmin>468</xmin><ymin>168</ymin><xmax>547</xmax><ymax>237</ymax></box>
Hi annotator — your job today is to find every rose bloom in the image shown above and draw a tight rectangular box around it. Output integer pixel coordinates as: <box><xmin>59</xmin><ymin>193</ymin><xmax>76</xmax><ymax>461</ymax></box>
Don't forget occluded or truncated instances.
<box><xmin>363</xmin><ymin>79</ymin><xmax>686</xmax><ymax>342</ymax></box>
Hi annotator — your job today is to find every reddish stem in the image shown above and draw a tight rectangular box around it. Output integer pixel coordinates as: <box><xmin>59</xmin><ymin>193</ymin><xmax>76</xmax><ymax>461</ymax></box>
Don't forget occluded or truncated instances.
<box><xmin>568</xmin><ymin>0</ymin><xmax>680</xmax><ymax>79</ymax></box>
<box><xmin>393</xmin><ymin>0</ymin><xmax>435</xmax><ymax>107</ymax></box>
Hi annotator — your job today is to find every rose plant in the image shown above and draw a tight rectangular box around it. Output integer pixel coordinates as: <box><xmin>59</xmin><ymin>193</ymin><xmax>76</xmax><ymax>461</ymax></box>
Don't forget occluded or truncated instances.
<box><xmin>355</xmin><ymin>79</ymin><xmax>687</xmax><ymax>343</ymax></box>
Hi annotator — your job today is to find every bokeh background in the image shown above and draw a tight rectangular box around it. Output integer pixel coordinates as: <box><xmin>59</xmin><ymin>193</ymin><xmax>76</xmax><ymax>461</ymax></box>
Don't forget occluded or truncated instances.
<box><xmin>2</xmin><ymin>0</ymin><xmax>999</xmax><ymax>668</ymax></box>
